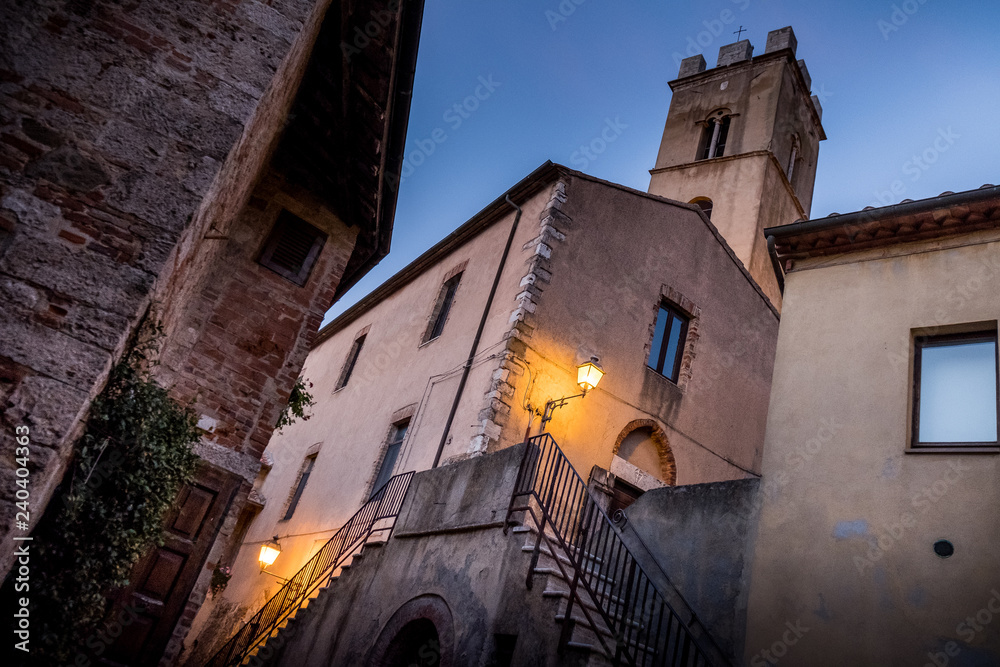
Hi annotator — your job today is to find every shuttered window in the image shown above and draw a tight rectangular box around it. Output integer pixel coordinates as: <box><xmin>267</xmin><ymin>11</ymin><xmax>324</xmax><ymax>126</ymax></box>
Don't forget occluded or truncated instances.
<box><xmin>259</xmin><ymin>211</ymin><xmax>327</xmax><ymax>286</ymax></box>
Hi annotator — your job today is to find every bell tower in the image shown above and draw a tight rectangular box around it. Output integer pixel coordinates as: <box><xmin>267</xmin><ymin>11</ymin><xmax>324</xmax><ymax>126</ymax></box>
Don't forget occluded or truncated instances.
<box><xmin>648</xmin><ymin>26</ymin><xmax>825</xmax><ymax>306</ymax></box>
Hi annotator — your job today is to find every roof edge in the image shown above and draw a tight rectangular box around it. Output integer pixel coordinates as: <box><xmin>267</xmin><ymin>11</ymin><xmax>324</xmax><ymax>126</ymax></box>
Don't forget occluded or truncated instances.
<box><xmin>314</xmin><ymin>161</ymin><xmax>562</xmax><ymax>346</ymax></box>
<box><xmin>766</xmin><ymin>185</ymin><xmax>1000</xmax><ymax>241</ymax></box>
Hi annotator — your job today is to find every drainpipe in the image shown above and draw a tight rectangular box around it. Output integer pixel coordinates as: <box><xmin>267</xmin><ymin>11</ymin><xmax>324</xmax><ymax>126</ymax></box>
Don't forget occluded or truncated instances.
<box><xmin>432</xmin><ymin>195</ymin><xmax>523</xmax><ymax>468</ymax></box>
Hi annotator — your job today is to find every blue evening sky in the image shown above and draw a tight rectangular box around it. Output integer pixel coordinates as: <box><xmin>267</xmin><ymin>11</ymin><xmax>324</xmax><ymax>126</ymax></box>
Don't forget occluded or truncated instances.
<box><xmin>325</xmin><ymin>0</ymin><xmax>1000</xmax><ymax>323</ymax></box>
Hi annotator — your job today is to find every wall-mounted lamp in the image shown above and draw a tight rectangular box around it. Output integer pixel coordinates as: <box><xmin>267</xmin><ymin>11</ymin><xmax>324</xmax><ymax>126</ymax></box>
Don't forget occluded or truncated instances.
<box><xmin>258</xmin><ymin>536</ymin><xmax>289</xmax><ymax>582</ymax></box>
<box><xmin>539</xmin><ymin>357</ymin><xmax>605</xmax><ymax>432</ymax></box>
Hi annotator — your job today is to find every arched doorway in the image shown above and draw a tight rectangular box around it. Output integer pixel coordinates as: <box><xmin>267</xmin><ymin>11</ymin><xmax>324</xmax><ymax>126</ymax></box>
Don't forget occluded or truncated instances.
<box><xmin>608</xmin><ymin>420</ymin><xmax>676</xmax><ymax>512</ymax></box>
<box><xmin>378</xmin><ymin>618</ymin><xmax>440</xmax><ymax>667</ymax></box>
<box><xmin>367</xmin><ymin>594</ymin><xmax>453</xmax><ymax>667</ymax></box>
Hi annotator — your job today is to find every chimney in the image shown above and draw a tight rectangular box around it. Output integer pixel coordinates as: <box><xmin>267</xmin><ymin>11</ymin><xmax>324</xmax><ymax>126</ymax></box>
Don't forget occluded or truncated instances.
<box><xmin>678</xmin><ymin>54</ymin><xmax>706</xmax><ymax>78</ymax></box>
<box><xmin>765</xmin><ymin>26</ymin><xmax>798</xmax><ymax>55</ymax></box>
<box><xmin>718</xmin><ymin>40</ymin><xmax>753</xmax><ymax>67</ymax></box>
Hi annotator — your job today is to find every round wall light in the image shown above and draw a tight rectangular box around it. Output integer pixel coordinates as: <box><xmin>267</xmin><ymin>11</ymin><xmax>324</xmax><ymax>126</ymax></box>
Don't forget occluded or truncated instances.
<box><xmin>933</xmin><ymin>539</ymin><xmax>954</xmax><ymax>558</ymax></box>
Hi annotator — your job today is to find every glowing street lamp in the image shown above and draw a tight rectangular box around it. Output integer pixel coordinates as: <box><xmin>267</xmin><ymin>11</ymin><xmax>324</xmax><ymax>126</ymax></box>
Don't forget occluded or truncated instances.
<box><xmin>258</xmin><ymin>536</ymin><xmax>281</xmax><ymax>572</ymax></box>
<box><xmin>540</xmin><ymin>357</ymin><xmax>606</xmax><ymax>431</ymax></box>
<box><xmin>576</xmin><ymin>357</ymin><xmax>605</xmax><ymax>393</ymax></box>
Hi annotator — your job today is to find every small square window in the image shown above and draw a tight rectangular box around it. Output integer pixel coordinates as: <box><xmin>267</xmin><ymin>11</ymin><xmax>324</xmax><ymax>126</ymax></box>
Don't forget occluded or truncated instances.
<box><xmin>259</xmin><ymin>210</ymin><xmax>327</xmax><ymax>286</ymax></box>
<box><xmin>647</xmin><ymin>303</ymin><xmax>689</xmax><ymax>383</ymax></box>
<box><xmin>912</xmin><ymin>330</ymin><xmax>999</xmax><ymax>447</ymax></box>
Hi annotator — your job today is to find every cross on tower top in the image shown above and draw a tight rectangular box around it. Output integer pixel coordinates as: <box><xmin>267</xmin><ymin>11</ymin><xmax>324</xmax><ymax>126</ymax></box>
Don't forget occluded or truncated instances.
<box><xmin>734</xmin><ymin>25</ymin><xmax>746</xmax><ymax>41</ymax></box>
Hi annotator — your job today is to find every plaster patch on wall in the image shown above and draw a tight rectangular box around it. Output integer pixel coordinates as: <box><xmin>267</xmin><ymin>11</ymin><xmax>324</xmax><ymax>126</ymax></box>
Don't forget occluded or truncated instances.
<box><xmin>812</xmin><ymin>592</ymin><xmax>831</xmax><ymax>622</ymax></box>
<box><xmin>880</xmin><ymin>456</ymin><xmax>900</xmax><ymax>479</ymax></box>
<box><xmin>832</xmin><ymin>519</ymin><xmax>869</xmax><ymax>540</ymax></box>
<box><xmin>907</xmin><ymin>586</ymin><xmax>927</xmax><ymax>608</ymax></box>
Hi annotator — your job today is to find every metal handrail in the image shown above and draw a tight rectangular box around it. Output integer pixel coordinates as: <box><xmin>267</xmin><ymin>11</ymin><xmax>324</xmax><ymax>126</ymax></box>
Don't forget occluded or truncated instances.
<box><xmin>205</xmin><ymin>471</ymin><xmax>414</xmax><ymax>667</ymax></box>
<box><xmin>505</xmin><ymin>434</ymin><xmax>727</xmax><ymax>667</ymax></box>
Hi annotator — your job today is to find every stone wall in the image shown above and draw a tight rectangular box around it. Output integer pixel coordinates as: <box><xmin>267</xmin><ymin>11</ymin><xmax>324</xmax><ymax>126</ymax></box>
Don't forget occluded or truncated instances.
<box><xmin>620</xmin><ymin>478</ymin><xmax>761</xmax><ymax>662</ymax></box>
<box><xmin>0</xmin><ymin>0</ymin><xmax>327</xmax><ymax>585</ymax></box>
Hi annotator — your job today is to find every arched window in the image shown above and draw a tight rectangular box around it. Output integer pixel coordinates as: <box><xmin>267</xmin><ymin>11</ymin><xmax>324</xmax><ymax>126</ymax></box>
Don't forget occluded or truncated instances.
<box><xmin>786</xmin><ymin>134</ymin><xmax>800</xmax><ymax>183</ymax></box>
<box><xmin>690</xmin><ymin>197</ymin><xmax>713</xmax><ymax>220</ymax></box>
<box><xmin>697</xmin><ymin>109</ymin><xmax>732</xmax><ymax>160</ymax></box>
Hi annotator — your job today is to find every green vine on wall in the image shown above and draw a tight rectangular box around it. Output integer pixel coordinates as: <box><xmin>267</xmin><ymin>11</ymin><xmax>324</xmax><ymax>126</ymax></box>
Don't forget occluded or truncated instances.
<box><xmin>28</xmin><ymin>322</ymin><xmax>200</xmax><ymax>663</ymax></box>
<box><xmin>275</xmin><ymin>376</ymin><xmax>315</xmax><ymax>431</ymax></box>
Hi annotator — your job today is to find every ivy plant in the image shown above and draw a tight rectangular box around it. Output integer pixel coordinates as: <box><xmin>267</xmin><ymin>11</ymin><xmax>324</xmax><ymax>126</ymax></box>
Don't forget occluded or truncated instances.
<box><xmin>27</xmin><ymin>322</ymin><xmax>200</xmax><ymax>663</ymax></box>
<box><xmin>275</xmin><ymin>376</ymin><xmax>315</xmax><ymax>431</ymax></box>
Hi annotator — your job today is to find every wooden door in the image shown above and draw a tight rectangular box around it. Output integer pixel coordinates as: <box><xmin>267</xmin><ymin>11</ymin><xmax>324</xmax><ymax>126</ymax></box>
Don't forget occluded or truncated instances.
<box><xmin>99</xmin><ymin>464</ymin><xmax>240</xmax><ymax>666</ymax></box>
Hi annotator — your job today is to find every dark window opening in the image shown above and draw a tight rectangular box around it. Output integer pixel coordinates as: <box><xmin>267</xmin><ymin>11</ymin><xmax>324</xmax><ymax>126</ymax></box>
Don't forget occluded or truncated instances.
<box><xmin>380</xmin><ymin>618</ymin><xmax>440</xmax><ymax>667</ymax></box>
<box><xmin>424</xmin><ymin>273</ymin><xmax>463</xmax><ymax>343</ymax></box>
<box><xmin>697</xmin><ymin>116</ymin><xmax>731</xmax><ymax>160</ymax></box>
<box><xmin>336</xmin><ymin>334</ymin><xmax>367</xmax><ymax>390</ymax></box>
<box><xmin>691</xmin><ymin>198</ymin><xmax>713</xmax><ymax>220</ymax></box>
<box><xmin>259</xmin><ymin>210</ymin><xmax>327</xmax><ymax>286</ymax></box>
<box><xmin>491</xmin><ymin>634</ymin><xmax>517</xmax><ymax>667</ymax></box>
<box><xmin>647</xmin><ymin>303</ymin><xmax>690</xmax><ymax>383</ymax></box>
<box><xmin>912</xmin><ymin>330</ymin><xmax>998</xmax><ymax>447</ymax></box>
<box><xmin>283</xmin><ymin>454</ymin><xmax>316</xmax><ymax>521</ymax></box>
<box><xmin>371</xmin><ymin>420</ymin><xmax>410</xmax><ymax>499</ymax></box>
<box><xmin>787</xmin><ymin>135</ymin><xmax>800</xmax><ymax>183</ymax></box>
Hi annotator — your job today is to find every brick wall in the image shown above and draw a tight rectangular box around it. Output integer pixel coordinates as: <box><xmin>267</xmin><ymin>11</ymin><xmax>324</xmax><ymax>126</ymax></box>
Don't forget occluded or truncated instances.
<box><xmin>0</xmin><ymin>0</ymin><xmax>323</xmax><ymax>576</ymax></box>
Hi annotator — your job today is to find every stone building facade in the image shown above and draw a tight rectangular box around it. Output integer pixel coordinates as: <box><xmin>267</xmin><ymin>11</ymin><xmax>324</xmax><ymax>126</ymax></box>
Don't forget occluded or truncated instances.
<box><xmin>0</xmin><ymin>0</ymin><xmax>423</xmax><ymax>662</ymax></box>
<box><xmin>744</xmin><ymin>185</ymin><xmax>1000</xmax><ymax>666</ymax></box>
<box><xmin>190</xmin><ymin>27</ymin><xmax>825</xmax><ymax>663</ymax></box>
<box><xmin>196</xmin><ymin>26</ymin><xmax>998</xmax><ymax>667</ymax></box>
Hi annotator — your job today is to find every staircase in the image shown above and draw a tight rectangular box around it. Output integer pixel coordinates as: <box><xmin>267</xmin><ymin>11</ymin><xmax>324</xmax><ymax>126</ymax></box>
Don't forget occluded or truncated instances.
<box><xmin>505</xmin><ymin>435</ymin><xmax>731</xmax><ymax>667</ymax></box>
<box><xmin>204</xmin><ymin>472</ymin><xmax>414</xmax><ymax>667</ymax></box>
<box><xmin>206</xmin><ymin>437</ymin><xmax>730</xmax><ymax>666</ymax></box>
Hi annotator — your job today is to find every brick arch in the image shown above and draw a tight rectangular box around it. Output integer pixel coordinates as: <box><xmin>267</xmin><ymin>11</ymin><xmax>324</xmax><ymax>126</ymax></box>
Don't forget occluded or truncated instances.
<box><xmin>611</xmin><ymin>419</ymin><xmax>676</xmax><ymax>485</ymax></box>
<box><xmin>367</xmin><ymin>594</ymin><xmax>454</xmax><ymax>667</ymax></box>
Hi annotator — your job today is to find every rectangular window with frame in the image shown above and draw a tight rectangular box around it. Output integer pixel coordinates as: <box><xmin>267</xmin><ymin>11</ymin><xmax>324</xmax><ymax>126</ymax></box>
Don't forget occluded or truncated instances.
<box><xmin>336</xmin><ymin>333</ymin><xmax>367</xmax><ymax>390</ymax></box>
<box><xmin>647</xmin><ymin>302</ymin><xmax>689</xmax><ymax>383</ymax></box>
<box><xmin>370</xmin><ymin>420</ymin><xmax>409</xmax><ymax>499</ymax></box>
<box><xmin>282</xmin><ymin>454</ymin><xmax>316</xmax><ymax>521</ymax></box>
<box><xmin>423</xmin><ymin>272</ymin><xmax>462</xmax><ymax>343</ymax></box>
<box><xmin>259</xmin><ymin>210</ymin><xmax>327</xmax><ymax>286</ymax></box>
<box><xmin>912</xmin><ymin>329</ymin><xmax>998</xmax><ymax>449</ymax></box>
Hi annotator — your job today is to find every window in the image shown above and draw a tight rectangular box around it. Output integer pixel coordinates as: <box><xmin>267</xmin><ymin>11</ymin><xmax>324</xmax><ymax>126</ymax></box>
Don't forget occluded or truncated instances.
<box><xmin>423</xmin><ymin>272</ymin><xmax>462</xmax><ymax>343</ymax></box>
<box><xmin>786</xmin><ymin>134</ymin><xmax>800</xmax><ymax>183</ymax></box>
<box><xmin>259</xmin><ymin>210</ymin><xmax>327</xmax><ymax>286</ymax></box>
<box><xmin>647</xmin><ymin>303</ymin><xmax>689</xmax><ymax>383</ymax></box>
<box><xmin>697</xmin><ymin>115</ymin><xmax>731</xmax><ymax>160</ymax></box>
<box><xmin>371</xmin><ymin>420</ymin><xmax>409</xmax><ymax>499</ymax></box>
<box><xmin>690</xmin><ymin>197</ymin><xmax>713</xmax><ymax>220</ymax></box>
<box><xmin>282</xmin><ymin>454</ymin><xmax>316</xmax><ymax>520</ymax></box>
<box><xmin>912</xmin><ymin>331</ymin><xmax>998</xmax><ymax>448</ymax></box>
<box><xmin>335</xmin><ymin>333</ymin><xmax>366</xmax><ymax>390</ymax></box>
